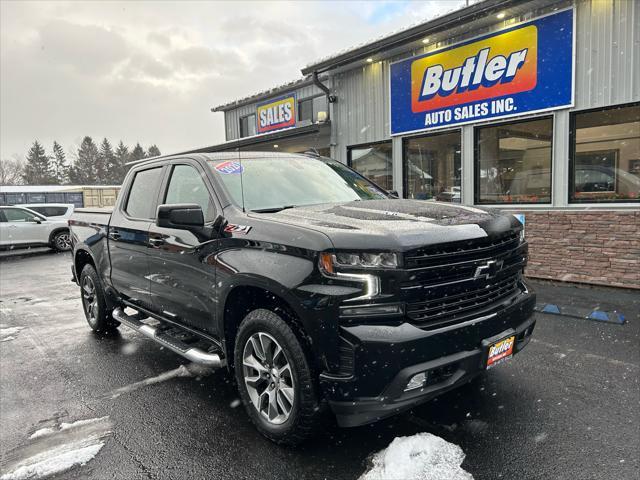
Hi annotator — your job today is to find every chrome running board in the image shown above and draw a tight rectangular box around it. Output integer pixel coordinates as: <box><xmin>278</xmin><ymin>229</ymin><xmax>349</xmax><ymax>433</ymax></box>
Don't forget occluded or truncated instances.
<box><xmin>112</xmin><ymin>307</ymin><xmax>225</xmax><ymax>368</ymax></box>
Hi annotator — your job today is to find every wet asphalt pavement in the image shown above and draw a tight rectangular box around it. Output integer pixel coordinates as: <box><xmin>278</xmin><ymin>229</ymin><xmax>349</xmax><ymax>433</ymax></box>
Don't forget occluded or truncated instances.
<box><xmin>1</xmin><ymin>250</ymin><xmax>639</xmax><ymax>480</ymax></box>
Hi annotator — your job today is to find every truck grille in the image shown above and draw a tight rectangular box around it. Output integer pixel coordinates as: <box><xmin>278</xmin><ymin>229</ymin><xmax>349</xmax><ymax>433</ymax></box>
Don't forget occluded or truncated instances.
<box><xmin>405</xmin><ymin>273</ymin><xmax>520</xmax><ymax>327</ymax></box>
<box><xmin>402</xmin><ymin>231</ymin><xmax>526</xmax><ymax>329</ymax></box>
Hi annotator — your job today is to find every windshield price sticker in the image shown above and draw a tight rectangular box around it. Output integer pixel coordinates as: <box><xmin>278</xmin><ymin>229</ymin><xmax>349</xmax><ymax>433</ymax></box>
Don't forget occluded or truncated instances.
<box><xmin>215</xmin><ymin>161</ymin><xmax>244</xmax><ymax>175</ymax></box>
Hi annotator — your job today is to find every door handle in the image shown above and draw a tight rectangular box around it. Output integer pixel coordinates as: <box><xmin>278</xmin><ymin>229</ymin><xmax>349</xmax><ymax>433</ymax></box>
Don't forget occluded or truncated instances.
<box><xmin>149</xmin><ymin>237</ymin><xmax>165</xmax><ymax>247</ymax></box>
<box><xmin>109</xmin><ymin>230</ymin><xmax>121</xmax><ymax>240</ymax></box>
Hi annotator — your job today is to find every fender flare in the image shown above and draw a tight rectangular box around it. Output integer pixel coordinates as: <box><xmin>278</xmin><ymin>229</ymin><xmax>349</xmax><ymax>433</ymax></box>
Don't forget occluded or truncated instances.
<box><xmin>216</xmin><ymin>273</ymin><xmax>308</xmax><ymax>332</ymax></box>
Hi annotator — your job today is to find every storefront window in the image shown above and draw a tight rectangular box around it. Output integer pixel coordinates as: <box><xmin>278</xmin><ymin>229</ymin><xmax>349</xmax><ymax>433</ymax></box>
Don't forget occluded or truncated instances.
<box><xmin>404</xmin><ymin>131</ymin><xmax>461</xmax><ymax>202</ymax></box>
<box><xmin>476</xmin><ymin>117</ymin><xmax>553</xmax><ymax>204</ymax></box>
<box><xmin>348</xmin><ymin>142</ymin><xmax>393</xmax><ymax>191</ymax></box>
<box><xmin>570</xmin><ymin>103</ymin><xmax>640</xmax><ymax>203</ymax></box>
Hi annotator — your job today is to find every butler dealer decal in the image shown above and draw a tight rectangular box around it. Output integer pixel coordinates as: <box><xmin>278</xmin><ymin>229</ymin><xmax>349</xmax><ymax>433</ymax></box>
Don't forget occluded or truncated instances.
<box><xmin>390</xmin><ymin>9</ymin><xmax>574</xmax><ymax>135</ymax></box>
<box><xmin>257</xmin><ymin>94</ymin><xmax>296</xmax><ymax>134</ymax></box>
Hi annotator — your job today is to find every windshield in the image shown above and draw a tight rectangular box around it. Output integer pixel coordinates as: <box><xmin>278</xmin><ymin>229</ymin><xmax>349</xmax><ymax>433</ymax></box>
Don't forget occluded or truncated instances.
<box><xmin>208</xmin><ymin>155</ymin><xmax>388</xmax><ymax>212</ymax></box>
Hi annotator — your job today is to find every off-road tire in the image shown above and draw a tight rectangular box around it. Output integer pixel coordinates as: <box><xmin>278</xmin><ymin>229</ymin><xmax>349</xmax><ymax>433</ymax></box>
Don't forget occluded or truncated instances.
<box><xmin>234</xmin><ymin>308</ymin><xmax>322</xmax><ymax>445</ymax></box>
<box><xmin>79</xmin><ymin>264</ymin><xmax>119</xmax><ymax>334</ymax></box>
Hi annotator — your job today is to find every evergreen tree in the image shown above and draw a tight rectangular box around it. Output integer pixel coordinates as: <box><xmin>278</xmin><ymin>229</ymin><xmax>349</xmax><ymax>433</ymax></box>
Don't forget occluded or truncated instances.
<box><xmin>22</xmin><ymin>140</ymin><xmax>54</xmax><ymax>185</ymax></box>
<box><xmin>98</xmin><ymin>138</ymin><xmax>117</xmax><ymax>184</ymax></box>
<box><xmin>70</xmin><ymin>136</ymin><xmax>99</xmax><ymax>184</ymax></box>
<box><xmin>147</xmin><ymin>145</ymin><xmax>161</xmax><ymax>158</ymax></box>
<box><xmin>114</xmin><ymin>141</ymin><xmax>130</xmax><ymax>184</ymax></box>
<box><xmin>51</xmin><ymin>141</ymin><xmax>69</xmax><ymax>184</ymax></box>
<box><xmin>131</xmin><ymin>143</ymin><xmax>146</xmax><ymax>162</ymax></box>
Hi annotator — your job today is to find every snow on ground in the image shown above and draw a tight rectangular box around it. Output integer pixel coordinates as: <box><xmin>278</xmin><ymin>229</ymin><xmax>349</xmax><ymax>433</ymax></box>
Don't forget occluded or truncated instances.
<box><xmin>0</xmin><ymin>443</ymin><xmax>105</xmax><ymax>480</ymax></box>
<box><xmin>0</xmin><ymin>326</ymin><xmax>24</xmax><ymax>342</ymax></box>
<box><xmin>107</xmin><ymin>363</ymin><xmax>213</xmax><ymax>399</ymax></box>
<box><xmin>1</xmin><ymin>416</ymin><xmax>111</xmax><ymax>480</ymax></box>
<box><xmin>359</xmin><ymin>433</ymin><xmax>473</xmax><ymax>480</ymax></box>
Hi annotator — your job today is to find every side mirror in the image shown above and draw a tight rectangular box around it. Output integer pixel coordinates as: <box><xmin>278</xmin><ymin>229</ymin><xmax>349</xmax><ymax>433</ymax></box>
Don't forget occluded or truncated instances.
<box><xmin>30</xmin><ymin>216</ymin><xmax>42</xmax><ymax>224</ymax></box>
<box><xmin>387</xmin><ymin>190</ymin><xmax>399</xmax><ymax>198</ymax></box>
<box><xmin>157</xmin><ymin>204</ymin><xmax>204</xmax><ymax>230</ymax></box>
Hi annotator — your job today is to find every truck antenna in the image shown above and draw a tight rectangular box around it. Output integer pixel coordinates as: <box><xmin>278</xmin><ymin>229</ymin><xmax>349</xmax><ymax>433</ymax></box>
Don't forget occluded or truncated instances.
<box><xmin>236</xmin><ymin>144</ymin><xmax>246</xmax><ymax>213</ymax></box>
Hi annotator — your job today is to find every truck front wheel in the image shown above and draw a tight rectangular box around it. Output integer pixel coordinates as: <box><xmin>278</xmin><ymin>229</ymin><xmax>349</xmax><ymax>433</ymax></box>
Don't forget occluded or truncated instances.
<box><xmin>79</xmin><ymin>264</ymin><xmax>119</xmax><ymax>334</ymax></box>
<box><xmin>234</xmin><ymin>309</ymin><xmax>321</xmax><ymax>445</ymax></box>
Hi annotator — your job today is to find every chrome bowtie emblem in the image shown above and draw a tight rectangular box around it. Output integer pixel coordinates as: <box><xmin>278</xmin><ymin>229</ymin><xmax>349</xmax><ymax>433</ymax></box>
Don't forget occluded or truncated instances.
<box><xmin>474</xmin><ymin>259</ymin><xmax>504</xmax><ymax>279</ymax></box>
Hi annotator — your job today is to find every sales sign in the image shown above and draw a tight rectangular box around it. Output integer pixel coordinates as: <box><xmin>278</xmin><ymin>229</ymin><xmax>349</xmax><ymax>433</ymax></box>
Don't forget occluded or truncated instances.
<box><xmin>256</xmin><ymin>94</ymin><xmax>296</xmax><ymax>134</ymax></box>
<box><xmin>390</xmin><ymin>9</ymin><xmax>574</xmax><ymax>135</ymax></box>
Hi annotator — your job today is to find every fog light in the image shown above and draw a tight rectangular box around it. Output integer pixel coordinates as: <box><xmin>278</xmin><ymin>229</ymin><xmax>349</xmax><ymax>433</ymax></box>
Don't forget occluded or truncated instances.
<box><xmin>404</xmin><ymin>372</ymin><xmax>428</xmax><ymax>391</ymax></box>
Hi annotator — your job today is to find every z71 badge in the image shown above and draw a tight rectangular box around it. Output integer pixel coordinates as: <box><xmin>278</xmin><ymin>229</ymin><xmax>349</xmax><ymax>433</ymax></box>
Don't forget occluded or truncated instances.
<box><xmin>224</xmin><ymin>224</ymin><xmax>252</xmax><ymax>235</ymax></box>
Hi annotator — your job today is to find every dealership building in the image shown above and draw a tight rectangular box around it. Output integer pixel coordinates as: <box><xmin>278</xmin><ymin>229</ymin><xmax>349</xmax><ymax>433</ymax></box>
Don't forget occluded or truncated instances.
<box><xmin>207</xmin><ymin>0</ymin><xmax>639</xmax><ymax>289</ymax></box>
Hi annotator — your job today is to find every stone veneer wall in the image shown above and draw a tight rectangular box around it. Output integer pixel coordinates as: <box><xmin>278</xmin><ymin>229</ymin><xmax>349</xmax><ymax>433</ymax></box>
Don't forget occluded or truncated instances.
<box><xmin>505</xmin><ymin>210</ymin><xmax>639</xmax><ymax>290</ymax></box>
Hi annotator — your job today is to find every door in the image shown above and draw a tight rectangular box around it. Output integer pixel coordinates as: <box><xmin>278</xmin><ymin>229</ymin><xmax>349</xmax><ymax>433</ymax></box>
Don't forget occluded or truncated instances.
<box><xmin>147</xmin><ymin>162</ymin><xmax>219</xmax><ymax>334</ymax></box>
<box><xmin>0</xmin><ymin>207</ymin><xmax>49</xmax><ymax>246</ymax></box>
<box><xmin>108</xmin><ymin>166</ymin><xmax>164</xmax><ymax>309</ymax></box>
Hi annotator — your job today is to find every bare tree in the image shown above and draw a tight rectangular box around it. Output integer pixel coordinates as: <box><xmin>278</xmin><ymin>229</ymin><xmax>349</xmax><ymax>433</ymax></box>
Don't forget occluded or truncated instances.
<box><xmin>0</xmin><ymin>157</ymin><xmax>25</xmax><ymax>185</ymax></box>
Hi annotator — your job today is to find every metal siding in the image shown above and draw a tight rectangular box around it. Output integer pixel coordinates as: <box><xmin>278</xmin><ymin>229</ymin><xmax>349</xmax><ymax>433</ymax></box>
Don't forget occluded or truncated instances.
<box><xmin>575</xmin><ymin>0</ymin><xmax>639</xmax><ymax>109</ymax></box>
<box><xmin>332</xmin><ymin>63</ymin><xmax>390</xmax><ymax>163</ymax></box>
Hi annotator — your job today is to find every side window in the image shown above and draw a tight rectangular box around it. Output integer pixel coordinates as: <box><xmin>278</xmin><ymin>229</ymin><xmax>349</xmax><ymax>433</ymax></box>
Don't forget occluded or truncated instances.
<box><xmin>164</xmin><ymin>165</ymin><xmax>214</xmax><ymax>221</ymax></box>
<box><xmin>4</xmin><ymin>208</ymin><xmax>35</xmax><ymax>222</ymax></box>
<box><xmin>125</xmin><ymin>167</ymin><xmax>163</xmax><ymax>219</ymax></box>
<box><xmin>29</xmin><ymin>206</ymin><xmax>68</xmax><ymax>217</ymax></box>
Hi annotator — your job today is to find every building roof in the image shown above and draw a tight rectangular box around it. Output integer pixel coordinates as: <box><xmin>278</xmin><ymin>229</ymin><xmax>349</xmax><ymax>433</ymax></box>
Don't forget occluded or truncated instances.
<box><xmin>0</xmin><ymin>185</ymin><xmax>121</xmax><ymax>193</ymax></box>
<box><xmin>301</xmin><ymin>0</ymin><xmax>527</xmax><ymax>75</ymax></box>
<box><xmin>211</xmin><ymin>75</ymin><xmax>320</xmax><ymax>112</ymax></box>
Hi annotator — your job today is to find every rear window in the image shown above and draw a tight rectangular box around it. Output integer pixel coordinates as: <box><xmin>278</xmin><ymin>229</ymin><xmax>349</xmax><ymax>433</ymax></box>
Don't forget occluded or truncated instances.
<box><xmin>125</xmin><ymin>167</ymin><xmax>163</xmax><ymax>219</ymax></box>
<box><xmin>28</xmin><ymin>206</ymin><xmax>69</xmax><ymax>217</ymax></box>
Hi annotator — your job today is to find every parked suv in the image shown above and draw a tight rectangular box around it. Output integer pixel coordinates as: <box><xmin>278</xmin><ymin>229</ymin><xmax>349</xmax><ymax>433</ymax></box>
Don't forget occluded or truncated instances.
<box><xmin>69</xmin><ymin>152</ymin><xmax>535</xmax><ymax>444</ymax></box>
<box><xmin>0</xmin><ymin>206</ymin><xmax>72</xmax><ymax>251</ymax></box>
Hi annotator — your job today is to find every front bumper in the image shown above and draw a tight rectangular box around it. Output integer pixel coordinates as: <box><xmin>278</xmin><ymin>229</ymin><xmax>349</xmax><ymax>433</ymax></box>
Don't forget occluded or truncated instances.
<box><xmin>321</xmin><ymin>289</ymin><xmax>536</xmax><ymax>427</ymax></box>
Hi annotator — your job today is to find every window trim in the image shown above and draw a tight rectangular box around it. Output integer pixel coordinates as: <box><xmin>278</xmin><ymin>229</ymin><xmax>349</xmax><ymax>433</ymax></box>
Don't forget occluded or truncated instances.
<box><xmin>474</xmin><ymin>115</ymin><xmax>554</xmax><ymax>205</ymax></box>
<box><xmin>121</xmin><ymin>164</ymin><xmax>166</xmax><ymax>221</ymax></box>
<box><xmin>568</xmin><ymin>101</ymin><xmax>640</xmax><ymax>205</ymax></box>
<box><xmin>347</xmin><ymin>140</ymin><xmax>394</xmax><ymax>191</ymax></box>
<box><xmin>160</xmin><ymin>161</ymin><xmax>218</xmax><ymax>223</ymax></box>
<box><xmin>401</xmin><ymin>128</ymin><xmax>462</xmax><ymax>200</ymax></box>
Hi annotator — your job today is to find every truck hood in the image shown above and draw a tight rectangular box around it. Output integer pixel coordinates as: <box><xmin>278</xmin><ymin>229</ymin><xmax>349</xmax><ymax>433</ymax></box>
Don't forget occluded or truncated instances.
<box><xmin>252</xmin><ymin>199</ymin><xmax>519</xmax><ymax>251</ymax></box>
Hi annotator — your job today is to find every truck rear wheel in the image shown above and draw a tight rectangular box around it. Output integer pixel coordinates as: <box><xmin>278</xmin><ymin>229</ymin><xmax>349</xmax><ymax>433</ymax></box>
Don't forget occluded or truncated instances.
<box><xmin>234</xmin><ymin>308</ymin><xmax>321</xmax><ymax>445</ymax></box>
<box><xmin>79</xmin><ymin>264</ymin><xmax>119</xmax><ymax>334</ymax></box>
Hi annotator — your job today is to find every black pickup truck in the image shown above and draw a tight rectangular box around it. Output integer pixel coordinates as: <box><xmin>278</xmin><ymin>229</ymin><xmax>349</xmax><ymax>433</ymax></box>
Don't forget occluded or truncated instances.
<box><xmin>69</xmin><ymin>151</ymin><xmax>535</xmax><ymax>444</ymax></box>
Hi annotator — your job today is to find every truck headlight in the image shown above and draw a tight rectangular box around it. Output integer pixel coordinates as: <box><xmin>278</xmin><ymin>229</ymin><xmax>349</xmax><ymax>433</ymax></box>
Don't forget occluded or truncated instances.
<box><xmin>319</xmin><ymin>252</ymin><xmax>390</xmax><ymax>301</ymax></box>
<box><xmin>332</xmin><ymin>252</ymin><xmax>398</xmax><ymax>269</ymax></box>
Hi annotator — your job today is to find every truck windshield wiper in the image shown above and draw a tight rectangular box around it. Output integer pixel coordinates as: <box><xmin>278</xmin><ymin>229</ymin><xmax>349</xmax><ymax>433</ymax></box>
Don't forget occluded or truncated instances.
<box><xmin>251</xmin><ymin>205</ymin><xmax>297</xmax><ymax>213</ymax></box>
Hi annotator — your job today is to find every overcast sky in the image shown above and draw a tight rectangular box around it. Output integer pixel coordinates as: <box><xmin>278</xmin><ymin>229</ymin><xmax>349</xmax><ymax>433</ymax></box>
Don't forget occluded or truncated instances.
<box><xmin>1</xmin><ymin>0</ymin><xmax>463</xmax><ymax>161</ymax></box>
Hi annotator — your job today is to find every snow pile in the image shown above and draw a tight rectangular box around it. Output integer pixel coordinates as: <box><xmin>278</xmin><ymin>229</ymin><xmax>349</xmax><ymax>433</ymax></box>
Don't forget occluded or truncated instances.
<box><xmin>360</xmin><ymin>433</ymin><xmax>473</xmax><ymax>480</ymax></box>
<box><xmin>0</xmin><ymin>326</ymin><xmax>24</xmax><ymax>342</ymax></box>
<box><xmin>1</xmin><ymin>416</ymin><xmax>111</xmax><ymax>480</ymax></box>
<box><xmin>1</xmin><ymin>443</ymin><xmax>105</xmax><ymax>480</ymax></box>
